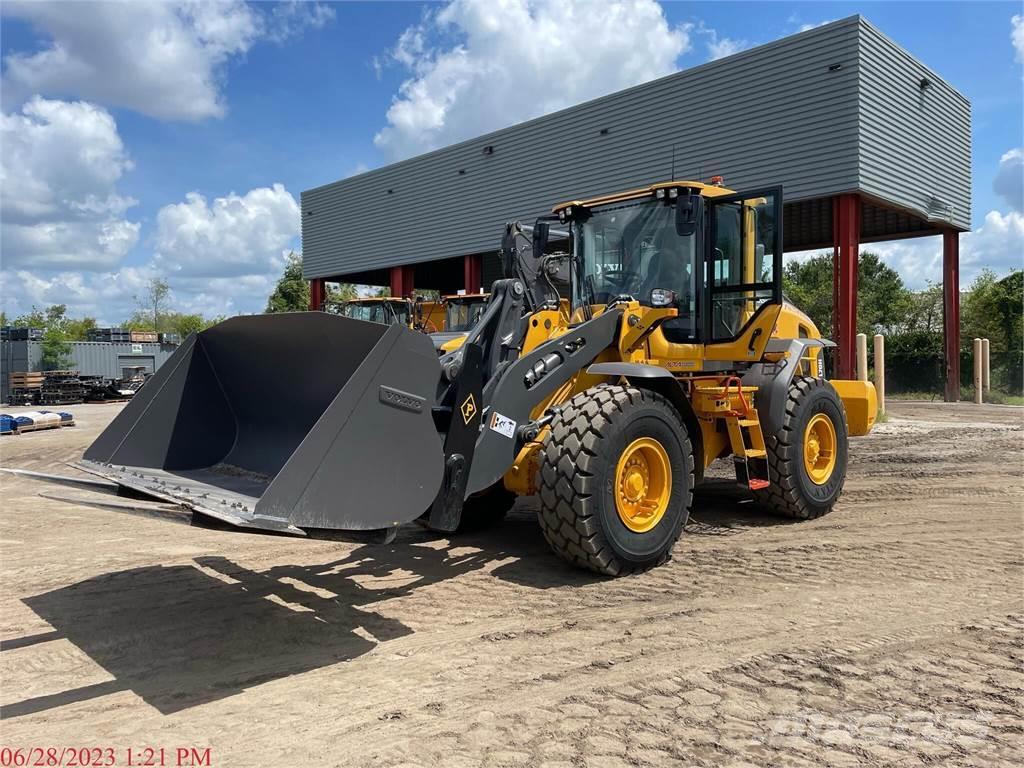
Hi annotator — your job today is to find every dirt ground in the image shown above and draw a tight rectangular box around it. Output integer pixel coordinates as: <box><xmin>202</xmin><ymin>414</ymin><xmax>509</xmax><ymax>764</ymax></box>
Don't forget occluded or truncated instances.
<box><xmin>0</xmin><ymin>401</ymin><xmax>1021</xmax><ymax>767</ymax></box>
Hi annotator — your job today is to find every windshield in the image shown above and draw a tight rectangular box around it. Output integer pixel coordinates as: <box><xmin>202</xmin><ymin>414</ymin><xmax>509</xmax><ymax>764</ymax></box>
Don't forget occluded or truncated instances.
<box><xmin>445</xmin><ymin>299</ymin><xmax>487</xmax><ymax>332</ymax></box>
<box><xmin>573</xmin><ymin>198</ymin><xmax>698</xmax><ymax>337</ymax></box>
<box><xmin>341</xmin><ymin>301</ymin><xmax>409</xmax><ymax>325</ymax></box>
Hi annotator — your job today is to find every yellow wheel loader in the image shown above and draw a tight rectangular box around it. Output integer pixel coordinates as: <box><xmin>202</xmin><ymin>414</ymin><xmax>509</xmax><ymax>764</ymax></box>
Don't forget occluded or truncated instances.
<box><xmin>74</xmin><ymin>180</ymin><xmax>876</xmax><ymax>575</ymax></box>
<box><xmin>332</xmin><ymin>296</ymin><xmax>413</xmax><ymax>326</ymax></box>
<box><xmin>429</xmin><ymin>293</ymin><xmax>491</xmax><ymax>354</ymax></box>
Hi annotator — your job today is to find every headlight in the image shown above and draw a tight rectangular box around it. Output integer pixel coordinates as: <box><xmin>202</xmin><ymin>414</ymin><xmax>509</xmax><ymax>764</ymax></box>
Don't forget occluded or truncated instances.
<box><xmin>650</xmin><ymin>289</ymin><xmax>676</xmax><ymax>307</ymax></box>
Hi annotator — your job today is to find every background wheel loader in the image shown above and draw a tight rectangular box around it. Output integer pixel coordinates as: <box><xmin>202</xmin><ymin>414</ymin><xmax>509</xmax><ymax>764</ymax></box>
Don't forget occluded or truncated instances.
<box><xmin>75</xmin><ymin>180</ymin><xmax>876</xmax><ymax>576</ymax></box>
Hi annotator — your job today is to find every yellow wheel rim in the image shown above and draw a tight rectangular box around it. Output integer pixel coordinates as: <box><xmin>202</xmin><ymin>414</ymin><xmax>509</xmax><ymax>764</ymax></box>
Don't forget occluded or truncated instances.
<box><xmin>803</xmin><ymin>413</ymin><xmax>837</xmax><ymax>485</ymax></box>
<box><xmin>614</xmin><ymin>437</ymin><xmax>672</xmax><ymax>533</ymax></box>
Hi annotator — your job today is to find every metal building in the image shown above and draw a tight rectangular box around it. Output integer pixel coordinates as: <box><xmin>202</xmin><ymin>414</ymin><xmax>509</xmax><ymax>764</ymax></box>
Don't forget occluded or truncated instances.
<box><xmin>0</xmin><ymin>341</ymin><xmax>178</xmax><ymax>402</ymax></box>
<box><xmin>301</xmin><ymin>15</ymin><xmax>971</xmax><ymax>399</ymax></box>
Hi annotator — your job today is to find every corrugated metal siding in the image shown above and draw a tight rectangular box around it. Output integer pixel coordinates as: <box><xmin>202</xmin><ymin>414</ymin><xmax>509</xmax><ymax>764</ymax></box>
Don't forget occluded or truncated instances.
<box><xmin>855</xmin><ymin>18</ymin><xmax>971</xmax><ymax>231</ymax></box>
<box><xmin>302</xmin><ymin>15</ymin><xmax>970</xmax><ymax>280</ymax></box>
<box><xmin>0</xmin><ymin>341</ymin><xmax>178</xmax><ymax>402</ymax></box>
<box><xmin>303</xmin><ymin>17</ymin><xmax>865</xmax><ymax>278</ymax></box>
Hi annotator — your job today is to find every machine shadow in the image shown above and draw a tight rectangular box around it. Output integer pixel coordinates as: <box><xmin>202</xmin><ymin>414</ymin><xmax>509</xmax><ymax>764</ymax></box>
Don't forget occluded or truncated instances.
<box><xmin>2</xmin><ymin>481</ymin><xmax>794</xmax><ymax>720</ymax></box>
<box><xmin>2</xmin><ymin>531</ymin><xmax>520</xmax><ymax>719</ymax></box>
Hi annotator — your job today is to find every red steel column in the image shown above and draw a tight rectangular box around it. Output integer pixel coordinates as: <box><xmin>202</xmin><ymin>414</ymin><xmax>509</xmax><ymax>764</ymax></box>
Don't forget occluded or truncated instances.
<box><xmin>464</xmin><ymin>254</ymin><xmax>483</xmax><ymax>293</ymax></box>
<box><xmin>832</xmin><ymin>194</ymin><xmax>860</xmax><ymax>380</ymax></box>
<box><xmin>389</xmin><ymin>265</ymin><xmax>414</xmax><ymax>297</ymax></box>
<box><xmin>943</xmin><ymin>229</ymin><xmax>961</xmax><ymax>402</ymax></box>
<box><xmin>309</xmin><ymin>278</ymin><xmax>326</xmax><ymax>311</ymax></box>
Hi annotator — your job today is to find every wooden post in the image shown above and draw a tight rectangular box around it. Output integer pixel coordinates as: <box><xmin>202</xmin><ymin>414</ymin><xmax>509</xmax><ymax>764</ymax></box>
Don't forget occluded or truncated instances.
<box><xmin>874</xmin><ymin>334</ymin><xmax>885</xmax><ymax>414</ymax></box>
<box><xmin>973</xmin><ymin>338</ymin><xmax>983</xmax><ymax>404</ymax></box>
<box><xmin>856</xmin><ymin>333</ymin><xmax>868</xmax><ymax>382</ymax></box>
<box><xmin>982</xmin><ymin>338</ymin><xmax>991</xmax><ymax>393</ymax></box>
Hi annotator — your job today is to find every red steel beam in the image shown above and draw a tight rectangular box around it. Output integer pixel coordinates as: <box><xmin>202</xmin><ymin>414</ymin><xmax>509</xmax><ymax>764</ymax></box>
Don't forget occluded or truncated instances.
<box><xmin>309</xmin><ymin>278</ymin><xmax>326</xmax><ymax>311</ymax></box>
<box><xmin>832</xmin><ymin>194</ymin><xmax>860</xmax><ymax>380</ymax></box>
<box><xmin>389</xmin><ymin>265</ymin><xmax>414</xmax><ymax>298</ymax></box>
<box><xmin>464</xmin><ymin>254</ymin><xmax>483</xmax><ymax>293</ymax></box>
<box><xmin>943</xmin><ymin>229</ymin><xmax>961</xmax><ymax>402</ymax></box>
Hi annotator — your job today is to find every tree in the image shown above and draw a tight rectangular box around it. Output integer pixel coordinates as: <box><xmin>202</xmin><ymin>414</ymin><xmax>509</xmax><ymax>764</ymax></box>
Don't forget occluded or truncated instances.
<box><xmin>65</xmin><ymin>316</ymin><xmax>97</xmax><ymax>341</ymax></box>
<box><xmin>782</xmin><ymin>251</ymin><xmax>913</xmax><ymax>338</ymax></box>
<box><xmin>266</xmin><ymin>252</ymin><xmax>310</xmax><ymax>313</ymax></box>
<box><xmin>962</xmin><ymin>269</ymin><xmax>1023</xmax><ymax>353</ymax></box>
<box><xmin>326</xmin><ymin>282</ymin><xmax>358</xmax><ymax>305</ymax></box>
<box><xmin>135</xmin><ymin>278</ymin><xmax>170</xmax><ymax>332</ymax></box>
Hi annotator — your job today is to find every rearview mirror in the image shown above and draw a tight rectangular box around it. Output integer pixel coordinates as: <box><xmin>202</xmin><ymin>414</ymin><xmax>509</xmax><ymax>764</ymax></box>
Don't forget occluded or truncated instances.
<box><xmin>675</xmin><ymin>194</ymin><xmax>704</xmax><ymax>237</ymax></box>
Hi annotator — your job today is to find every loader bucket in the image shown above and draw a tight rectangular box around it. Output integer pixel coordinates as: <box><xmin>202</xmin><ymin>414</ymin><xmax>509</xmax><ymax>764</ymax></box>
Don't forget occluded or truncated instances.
<box><xmin>81</xmin><ymin>313</ymin><xmax>445</xmax><ymax>534</ymax></box>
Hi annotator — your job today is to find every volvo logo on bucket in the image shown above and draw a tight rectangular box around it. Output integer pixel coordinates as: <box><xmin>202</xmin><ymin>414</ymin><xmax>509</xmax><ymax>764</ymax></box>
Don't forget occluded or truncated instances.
<box><xmin>379</xmin><ymin>386</ymin><xmax>425</xmax><ymax>413</ymax></box>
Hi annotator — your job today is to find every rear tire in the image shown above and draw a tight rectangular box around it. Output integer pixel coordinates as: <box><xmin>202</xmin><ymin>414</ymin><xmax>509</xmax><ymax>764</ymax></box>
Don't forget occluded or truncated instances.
<box><xmin>754</xmin><ymin>376</ymin><xmax>848</xmax><ymax>519</ymax></box>
<box><xmin>538</xmin><ymin>385</ymin><xmax>694</xmax><ymax>576</ymax></box>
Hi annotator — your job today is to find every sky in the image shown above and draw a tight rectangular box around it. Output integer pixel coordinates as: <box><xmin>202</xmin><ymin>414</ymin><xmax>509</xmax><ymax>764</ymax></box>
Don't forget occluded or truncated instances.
<box><xmin>1</xmin><ymin>0</ymin><xmax>1022</xmax><ymax>324</ymax></box>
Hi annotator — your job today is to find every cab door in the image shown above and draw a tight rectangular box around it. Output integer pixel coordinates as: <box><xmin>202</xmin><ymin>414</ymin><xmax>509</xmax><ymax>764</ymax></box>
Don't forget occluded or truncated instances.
<box><xmin>702</xmin><ymin>187</ymin><xmax>783</xmax><ymax>347</ymax></box>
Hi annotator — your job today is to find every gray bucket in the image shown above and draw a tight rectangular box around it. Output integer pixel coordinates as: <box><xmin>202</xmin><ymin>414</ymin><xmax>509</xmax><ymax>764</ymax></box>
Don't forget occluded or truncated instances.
<box><xmin>82</xmin><ymin>313</ymin><xmax>445</xmax><ymax>533</ymax></box>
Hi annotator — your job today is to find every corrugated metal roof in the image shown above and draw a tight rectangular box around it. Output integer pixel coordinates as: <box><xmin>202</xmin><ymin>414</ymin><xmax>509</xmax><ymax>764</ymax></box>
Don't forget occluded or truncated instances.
<box><xmin>302</xmin><ymin>15</ymin><xmax>971</xmax><ymax>280</ymax></box>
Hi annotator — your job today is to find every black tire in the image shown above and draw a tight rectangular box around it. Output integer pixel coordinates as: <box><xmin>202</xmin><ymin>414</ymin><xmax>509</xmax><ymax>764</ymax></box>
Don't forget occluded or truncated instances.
<box><xmin>537</xmin><ymin>384</ymin><xmax>694</xmax><ymax>576</ymax></box>
<box><xmin>754</xmin><ymin>376</ymin><xmax>849</xmax><ymax>519</ymax></box>
<box><xmin>455</xmin><ymin>484</ymin><xmax>515</xmax><ymax>533</ymax></box>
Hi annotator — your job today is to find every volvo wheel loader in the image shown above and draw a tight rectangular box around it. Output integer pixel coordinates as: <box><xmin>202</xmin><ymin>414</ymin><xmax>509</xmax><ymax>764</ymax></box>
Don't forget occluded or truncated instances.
<box><xmin>74</xmin><ymin>180</ymin><xmax>876</xmax><ymax>575</ymax></box>
<box><xmin>331</xmin><ymin>296</ymin><xmax>413</xmax><ymax>327</ymax></box>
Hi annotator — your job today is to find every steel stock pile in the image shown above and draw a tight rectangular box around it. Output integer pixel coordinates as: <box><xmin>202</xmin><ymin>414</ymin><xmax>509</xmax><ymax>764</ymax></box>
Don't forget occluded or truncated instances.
<box><xmin>71</xmin><ymin>180</ymin><xmax>877</xmax><ymax>575</ymax></box>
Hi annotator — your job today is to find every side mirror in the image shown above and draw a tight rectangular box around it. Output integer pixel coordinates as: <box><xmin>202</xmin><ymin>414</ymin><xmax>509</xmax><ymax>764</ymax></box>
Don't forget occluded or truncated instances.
<box><xmin>675</xmin><ymin>193</ymin><xmax>704</xmax><ymax>237</ymax></box>
<box><xmin>532</xmin><ymin>220</ymin><xmax>550</xmax><ymax>259</ymax></box>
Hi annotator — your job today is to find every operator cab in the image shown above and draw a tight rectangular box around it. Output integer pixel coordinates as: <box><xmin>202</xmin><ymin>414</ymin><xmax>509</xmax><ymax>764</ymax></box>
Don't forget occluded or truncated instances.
<box><xmin>554</xmin><ymin>181</ymin><xmax>782</xmax><ymax>344</ymax></box>
<box><xmin>336</xmin><ymin>297</ymin><xmax>412</xmax><ymax>326</ymax></box>
<box><xmin>444</xmin><ymin>294</ymin><xmax>489</xmax><ymax>332</ymax></box>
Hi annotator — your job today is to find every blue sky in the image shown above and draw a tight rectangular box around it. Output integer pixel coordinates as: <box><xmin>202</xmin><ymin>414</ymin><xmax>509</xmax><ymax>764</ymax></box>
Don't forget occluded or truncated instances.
<box><xmin>1</xmin><ymin>1</ymin><xmax>1022</xmax><ymax>323</ymax></box>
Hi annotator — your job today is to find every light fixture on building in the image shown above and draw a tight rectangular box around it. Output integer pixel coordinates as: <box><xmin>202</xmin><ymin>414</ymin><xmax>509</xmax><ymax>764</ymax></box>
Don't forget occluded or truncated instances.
<box><xmin>482</xmin><ymin>145</ymin><xmax>494</xmax><ymax>155</ymax></box>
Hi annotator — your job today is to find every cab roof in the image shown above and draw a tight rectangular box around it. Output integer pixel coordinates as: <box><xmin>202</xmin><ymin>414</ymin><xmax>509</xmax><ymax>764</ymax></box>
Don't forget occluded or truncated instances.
<box><xmin>442</xmin><ymin>293</ymin><xmax>489</xmax><ymax>301</ymax></box>
<box><xmin>552</xmin><ymin>180</ymin><xmax>736</xmax><ymax>213</ymax></box>
<box><xmin>345</xmin><ymin>296</ymin><xmax>407</xmax><ymax>304</ymax></box>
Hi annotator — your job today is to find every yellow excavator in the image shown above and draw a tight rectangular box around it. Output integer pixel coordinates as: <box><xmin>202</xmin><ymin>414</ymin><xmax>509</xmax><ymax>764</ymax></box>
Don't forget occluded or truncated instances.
<box><xmin>75</xmin><ymin>180</ymin><xmax>875</xmax><ymax>576</ymax></box>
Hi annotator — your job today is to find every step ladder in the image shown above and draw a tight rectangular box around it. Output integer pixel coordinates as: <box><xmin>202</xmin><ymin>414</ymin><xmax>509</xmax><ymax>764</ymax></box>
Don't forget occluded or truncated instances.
<box><xmin>725</xmin><ymin>411</ymin><xmax>770</xmax><ymax>491</ymax></box>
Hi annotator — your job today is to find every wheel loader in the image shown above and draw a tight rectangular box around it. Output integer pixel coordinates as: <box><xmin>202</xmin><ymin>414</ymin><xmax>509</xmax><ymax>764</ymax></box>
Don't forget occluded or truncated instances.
<box><xmin>428</xmin><ymin>292</ymin><xmax>491</xmax><ymax>354</ymax></box>
<box><xmin>331</xmin><ymin>296</ymin><xmax>413</xmax><ymax>326</ymax></box>
<box><xmin>74</xmin><ymin>180</ymin><xmax>876</xmax><ymax>575</ymax></box>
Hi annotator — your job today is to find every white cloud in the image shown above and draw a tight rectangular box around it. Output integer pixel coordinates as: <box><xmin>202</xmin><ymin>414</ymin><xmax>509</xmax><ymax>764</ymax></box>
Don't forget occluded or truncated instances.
<box><xmin>373</xmin><ymin>0</ymin><xmax>691</xmax><ymax>160</ymax></box>
<box><xmin>1013</xmin><ymin>15</ymin><xmax>1024</xmax><ymax>63</ymax></box>
<box><xmin>1</xmin><ymin>1</ymin><xmax>334</xmax><ymax>121</ymax></box>
<box><xmin>799</xmin><ymin>19</ymin><xmax>835</xmax><ymax>33</ymax></box>
<box><xmin>263</xmin><ymin>0</ymin><xmax>335</xmax><ymax>44</ymax></box>
<box><xmin>0</xmin><ymin>97</ymin><xmax>139</xmax><ymax>270</ymax></box>
<box><xmin>151</xmin><ymin>183</ymin><xmax>300</xmax><ymax>279</ymax></box>
<box><xmin>0</xmin><ymin>265</ymin><xmax>280</xmax><ymax>324</ymax></box>
<box><xmin>861</xmin><ymin>209</ymin><xmax>1024</xmax><ymax>289</ymax></box>
<box><xmin>993</xmin><ymin>148</ymin><xmax>1023</xmax><ymax>212</ymax></box>
<box><xmin>706</xmin><ymin>33</ymin><xmax>750</xmax><ymax>61</ymax></box>
<box><xmin>1</xmin><ymin>182</ymin><xmax>301</xmax><ymax>323</ymax></box>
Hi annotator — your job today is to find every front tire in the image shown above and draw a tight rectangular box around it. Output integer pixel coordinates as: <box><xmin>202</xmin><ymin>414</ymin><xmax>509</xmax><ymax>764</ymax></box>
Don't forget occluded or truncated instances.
<box><xmin>537</xmin><ymin>385</ymin><xmax>694</xmax><ymax>576</ymax></box>
<box><xmin>754</xmin><ymin>376</ymin><xmax>849</xmax><ymax>519</ymax></box>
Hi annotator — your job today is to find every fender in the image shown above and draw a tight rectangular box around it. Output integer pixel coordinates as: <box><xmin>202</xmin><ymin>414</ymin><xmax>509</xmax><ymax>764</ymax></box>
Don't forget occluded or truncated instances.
<box><xmin>586</xmin><ymin>362</ymin><xmax>705</xmax><ymax>483</ymax></box>
<box><xmin>741</xmin><ymin>338</ymin><xmax>829</xmax><ymax>438</ymax></box>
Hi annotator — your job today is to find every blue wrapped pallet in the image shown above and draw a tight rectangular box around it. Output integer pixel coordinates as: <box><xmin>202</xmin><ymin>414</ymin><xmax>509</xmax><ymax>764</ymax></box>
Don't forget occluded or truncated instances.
<box><xmin>0</xmin><ymin>415</ymin><xmax>15</xmax><ymax>434</ymax></box>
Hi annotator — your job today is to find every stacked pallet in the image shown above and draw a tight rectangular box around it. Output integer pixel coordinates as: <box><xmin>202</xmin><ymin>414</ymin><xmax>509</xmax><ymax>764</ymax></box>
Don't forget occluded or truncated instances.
<box><xmin>0</xmin><ymin>327</ymin><xmax>43</xmax><ymax>341</ymax></box>
<box><xmin>40</xmin><ymin>371</ymin><xmax>86</xmax><ymax>405</ymax></box>
<box><xmin>130</xmin><ymin>330</ymin><xmax>158</xmax><ymax>343</ymax></box>
<box><xmin>8</xmin><ymin>371</ymin><xmax>44</xmax><ymax>405</ymax></box>
<box><xmin>87</xmin><ymin>327</ymin><xmax>131</xmax><ymax>343</ymax></box>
